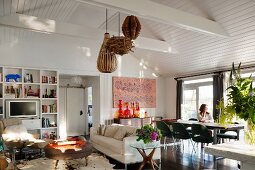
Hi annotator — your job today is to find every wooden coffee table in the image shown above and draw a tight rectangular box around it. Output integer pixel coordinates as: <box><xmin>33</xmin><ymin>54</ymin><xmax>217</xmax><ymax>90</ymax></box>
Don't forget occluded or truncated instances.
<box><xmin>44</xmin><ymin>140</ymin><xmax>87</xmax><ymax>168</ymax></box>
<box><xmin>130</xmin><ymin>143</ymin><xmax>161</xmax><ymax>170</ymax></box>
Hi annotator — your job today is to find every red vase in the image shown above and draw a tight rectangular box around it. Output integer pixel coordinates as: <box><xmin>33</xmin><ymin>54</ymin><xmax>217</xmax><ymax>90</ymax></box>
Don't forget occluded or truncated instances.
<box><xmin>124</xmin><ymin>106</ymin><xmax>130</xmax><ymax>118</ymax></box>
<box><xmin>118</xmin><ymin>100</ymin><xmax>124</xmax><ymax>118</ymax></box>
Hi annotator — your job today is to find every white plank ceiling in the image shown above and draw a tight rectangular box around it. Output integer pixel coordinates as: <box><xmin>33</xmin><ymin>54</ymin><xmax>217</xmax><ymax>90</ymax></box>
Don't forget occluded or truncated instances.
<box><xmin>0</xmin><ymin>0</ymin><xmax>255</xmax><ymax>77</ymax></box>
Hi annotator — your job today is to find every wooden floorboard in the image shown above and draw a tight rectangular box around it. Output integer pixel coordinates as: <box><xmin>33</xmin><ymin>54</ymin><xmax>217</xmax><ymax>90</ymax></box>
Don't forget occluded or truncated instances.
<box><xmin>88</xmin><ymin>138</ymin><xmax>239</xmax><ymax>170</ymax></box>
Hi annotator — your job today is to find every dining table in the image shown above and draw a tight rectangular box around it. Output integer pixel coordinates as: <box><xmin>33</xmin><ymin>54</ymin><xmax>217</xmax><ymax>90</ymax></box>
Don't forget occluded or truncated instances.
<box><xmin>176</xmin><ymin>119</ymin><xmax>245</xmax><ymax>144</ymax></box>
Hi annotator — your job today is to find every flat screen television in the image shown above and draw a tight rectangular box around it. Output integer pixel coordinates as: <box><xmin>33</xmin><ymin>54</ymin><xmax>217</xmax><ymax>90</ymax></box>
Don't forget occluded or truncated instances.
<box><xmin>6</xmin><ymin>100</ymin><xmax>39</xmax><ymax>118</ymax></box>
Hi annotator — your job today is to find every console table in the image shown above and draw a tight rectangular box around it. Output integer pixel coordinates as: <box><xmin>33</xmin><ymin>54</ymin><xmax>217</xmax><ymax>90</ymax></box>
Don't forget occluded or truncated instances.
<box><xmin>119</xmin><ymin>117</ymin><xmax>152</xmax><ymax>127</ymax></box>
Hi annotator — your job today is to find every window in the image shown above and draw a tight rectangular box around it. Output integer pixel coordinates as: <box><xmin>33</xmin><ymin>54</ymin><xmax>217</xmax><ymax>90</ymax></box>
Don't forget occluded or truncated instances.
<box><xmin>181</xmin><ymin>77</ymin><xmax>213</xmax><ymax>120</ymax></box>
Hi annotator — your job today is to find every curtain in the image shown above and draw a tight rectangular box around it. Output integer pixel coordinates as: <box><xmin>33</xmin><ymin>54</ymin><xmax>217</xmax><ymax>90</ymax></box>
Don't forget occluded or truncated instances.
<box><xmin>176</xmin><ymin>79</ymin><xmax>183</xmax><ymax>119</ymax></box>
<box><xmin>213</xmin><ymin>73</ymin><xmax>224</xmax><ymax>120</ymax></box>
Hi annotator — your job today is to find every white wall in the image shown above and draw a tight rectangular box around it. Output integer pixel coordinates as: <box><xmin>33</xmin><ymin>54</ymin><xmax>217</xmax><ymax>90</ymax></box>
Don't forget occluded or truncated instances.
<box><xmin>0</xmin><ymin>31</ymin><xmax>169</xmax><ymax>125</ymax></box>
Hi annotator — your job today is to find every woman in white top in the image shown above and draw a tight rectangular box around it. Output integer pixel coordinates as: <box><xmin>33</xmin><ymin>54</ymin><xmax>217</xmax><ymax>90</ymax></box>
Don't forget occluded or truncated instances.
<box><xmin>197</xmin><ymin>104</ymin><xmax>214</xmax><ymax>123</ymax></box>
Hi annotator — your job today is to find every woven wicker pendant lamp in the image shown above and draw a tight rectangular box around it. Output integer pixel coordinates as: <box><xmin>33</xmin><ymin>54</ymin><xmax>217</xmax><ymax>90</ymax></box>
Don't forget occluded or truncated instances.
<box><xmin>122</xmin><ymin>15</ymin><xmax>141</xmax><ymax>40</ymax></box>
<box><xmin>97</xmin><ymin>9</ymin><xmax>117</xmax><ymax>73</ymax></box>
<box><xmin>106</xmin><ymin>12</ymin><xmax>134</xmax><ymax>56</ymax></box>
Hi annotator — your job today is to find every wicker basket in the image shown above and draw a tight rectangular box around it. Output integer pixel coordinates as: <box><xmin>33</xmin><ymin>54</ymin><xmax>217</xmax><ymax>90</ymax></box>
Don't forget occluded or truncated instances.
<box><xmin>97</xmin><ymin>33</ymin><xmax>118</xmax><ymax>73</ymax></box>
<box><xmin>106</xmin><ymin>36</ymin><xmax>134</xmax><ymax>56</ymax></box>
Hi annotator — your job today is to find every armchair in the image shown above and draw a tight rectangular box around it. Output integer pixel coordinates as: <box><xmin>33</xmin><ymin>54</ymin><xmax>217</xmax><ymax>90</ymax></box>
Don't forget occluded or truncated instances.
<box><xmin>0</xmin><ymin>118</ymin><xmax>49</xmax><ymax>151</ymax></box>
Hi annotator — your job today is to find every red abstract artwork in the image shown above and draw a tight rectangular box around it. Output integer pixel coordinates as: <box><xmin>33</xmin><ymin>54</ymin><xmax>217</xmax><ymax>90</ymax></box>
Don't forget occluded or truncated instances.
<box><xmin>112</xmin><ymin>77</ymin><xmax>156</xmax><ymax>108</ymax></box>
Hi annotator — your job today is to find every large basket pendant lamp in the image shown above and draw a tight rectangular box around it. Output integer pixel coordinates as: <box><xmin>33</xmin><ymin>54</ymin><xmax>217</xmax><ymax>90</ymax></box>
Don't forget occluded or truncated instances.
<box><xmin>106</xmin><ymin>36</ymin><xmax>133</xmax><ymax>56</ymax></box>
<box><xmin>97</xmin><ymin>9</ymin><xmax>117</xmax><ymax>73</ymax></box>
<box><xmin>106</xmin><ymin>12</ymin><xmax>134</xmax><ymax>56</ymax></box>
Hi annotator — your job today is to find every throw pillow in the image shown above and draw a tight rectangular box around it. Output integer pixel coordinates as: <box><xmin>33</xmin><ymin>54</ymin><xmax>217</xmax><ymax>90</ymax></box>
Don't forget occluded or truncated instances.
<box><xmin>125</xmin><ymin>126</ymin><xmax>138</xmax><ymax>137</ymax></box>
<box><xmin>98</xmin><ymin>124</ymin><xmax>106</xmax><ymax>136</ymax></box>
<box><xmin>113</xmin><ymin>127</ymin><xmax>126</xmax><ymax>141</ymax></box>
<box><xmin>3</xmin><ymin>124</ymin><xmax>34</xmax><ymax>141</ymax></box>
<box><xmin>4</xmin><ymin>124</ymin><xmax>27</xmax><ymax>134</ymax></box>
<box><xmin>104</xmin><ymin>125</ymin><xmax>119</xmax><ymax>138</ymax></box>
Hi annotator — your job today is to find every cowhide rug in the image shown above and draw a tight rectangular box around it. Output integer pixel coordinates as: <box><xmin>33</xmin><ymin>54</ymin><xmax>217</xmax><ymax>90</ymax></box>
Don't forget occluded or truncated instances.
<box><xmin>17</xmin><ymin>153</ymin><xmax>114</xmax><ymax>170</ymax></box>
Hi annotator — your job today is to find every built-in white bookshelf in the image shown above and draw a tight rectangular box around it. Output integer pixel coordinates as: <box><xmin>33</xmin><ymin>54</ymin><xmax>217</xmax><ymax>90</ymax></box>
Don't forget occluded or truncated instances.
<box><xmin>0</xmin><ymin>66</ymin><xmax>59</xmax><ymax>139</ymax></box>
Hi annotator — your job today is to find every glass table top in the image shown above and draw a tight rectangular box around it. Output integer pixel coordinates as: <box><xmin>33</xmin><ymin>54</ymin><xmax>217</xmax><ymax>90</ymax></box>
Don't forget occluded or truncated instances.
<box><xmin>130</xmin><ymin>142</ymin><xmax>161</xmax><ymax>150</ymax></box>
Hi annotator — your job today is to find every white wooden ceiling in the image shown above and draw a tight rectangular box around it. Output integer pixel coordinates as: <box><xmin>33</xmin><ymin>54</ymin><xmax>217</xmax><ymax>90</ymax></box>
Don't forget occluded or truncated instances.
<box><xmin>1</xmin><ymin>0</ymin><xmax>255</xmax><ymax>77</ymax></box>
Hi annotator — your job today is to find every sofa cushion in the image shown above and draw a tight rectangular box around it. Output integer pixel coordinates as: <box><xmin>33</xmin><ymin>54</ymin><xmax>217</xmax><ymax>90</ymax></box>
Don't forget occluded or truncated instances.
<box><xmin>104</xmin><ymin>125</ymin><xmax>119</xmax><ymax>137</ymax></box>
<box><xmin>92</xmin><ymin>135</ymin><xmax>123</xmax><ymax>154</ymax></box>
<box><xmin>4</xmin><ymin>124</ymin><xmax>27</xmax><ymax>134</ymax></box>
<box><xmin>99</xmin><ymin>124</ymin><xmax>106</xmax><ymax>135</ymax></box>
<box><xmin>125</xmin><ymin>126</ymin><xmax>138</xmax><ymax>137</ymax></box>
<box><xmin>3</xmin><ymin>124</ymin><xmax>34</xmax><ymax>142</ymax></box>
<box><xmin>113</xmin><ymin>127</ymin><xmax>126</xmax><ymax>140</ymax></box>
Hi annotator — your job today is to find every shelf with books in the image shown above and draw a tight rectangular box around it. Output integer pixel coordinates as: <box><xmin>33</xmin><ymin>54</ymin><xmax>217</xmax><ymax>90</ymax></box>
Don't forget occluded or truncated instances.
<box><xmin>42</xmin><ymin>100</ymin><xmax>57</xmax><ymax>114</ymax></box>
<box><xmin>41</xmin><ymin>109</ymin><xmax>58</xmax><ymax>134</ymax></box>
<box><xmin>0</xmin><ymin>66</ymin><xmax>59</xmax><ymax>138</ymax></box>
<box><xmin>41</xmin><ymin>70</ymin><xmax>57</xmax><ymax>84</ymax></box>
<box><xmin>23</xmin><ymin>69</ymin><xmax>40</xmax><ymax>83</ymax></box>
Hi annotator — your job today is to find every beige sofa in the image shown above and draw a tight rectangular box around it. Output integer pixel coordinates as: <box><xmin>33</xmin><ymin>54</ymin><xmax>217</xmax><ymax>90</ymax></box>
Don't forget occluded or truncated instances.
<box><xmin>90</xmin><ymin>124</ymin><xmax>161</xmax><ymax>169</ymax></box>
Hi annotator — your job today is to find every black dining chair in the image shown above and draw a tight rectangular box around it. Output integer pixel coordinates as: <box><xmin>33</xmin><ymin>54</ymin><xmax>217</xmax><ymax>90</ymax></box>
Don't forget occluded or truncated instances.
<box><xmin>189</xmin><ymin>118</ymin><xmax>198</xmax><ymax>121</ymax></box>
<box><xmin>156</xmin><ymin>121</ymin><xmax>175</xmax><ymax>149</ymax></box>
<box><xmin>186</xmin><ymin>118</ymin><xmax>198</xmax><ymax>133</ymax></box>
<box><xmin>191</xmin><ymin>124</ymin><xmax>213</xmax><ymax>158</ymax></box>
<box><xmin>191</xmin><ymin>124</ymin><xmax>213</xmax><ymax>146</ymax></box>
<box><xmin>172</xmin><ymin>122</ymin><xmax>195</xmax><ymax>152</ymax></box>
<box><xmin>217</xmin><ymin>122</ymin><xmax>239</xmax><ymax>143</ymax></box>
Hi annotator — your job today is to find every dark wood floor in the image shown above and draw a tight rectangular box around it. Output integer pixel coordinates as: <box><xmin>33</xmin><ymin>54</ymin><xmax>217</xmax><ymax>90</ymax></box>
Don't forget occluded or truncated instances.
<box><xmin>87</xmin><ymin>138</ymin><xmax>239</xmax><ymax>170</ymax></box>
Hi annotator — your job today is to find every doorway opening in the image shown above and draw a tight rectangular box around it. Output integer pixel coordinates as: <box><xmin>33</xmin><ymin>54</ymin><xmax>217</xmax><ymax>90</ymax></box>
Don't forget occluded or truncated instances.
<box><xmin>59</xmin><ymin>75</ymin><xmax>99</xmax><ymax>139</ymax></box>
<box><xmin>86</xmin><ymin>86</ymin><xmax>93</xmax><ymax>135</ymax></box>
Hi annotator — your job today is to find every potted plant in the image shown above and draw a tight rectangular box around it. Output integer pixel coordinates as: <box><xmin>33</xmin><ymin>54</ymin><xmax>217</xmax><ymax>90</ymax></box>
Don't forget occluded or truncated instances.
<box><xmin>136</xmin><ymin>125</ymin><xmax>162</xmax><ymax>144</ymax></box>
<box><xmin>218</xmin><ymin>62</ymin><xmax>255</xmax><ymax>144</ymax></box>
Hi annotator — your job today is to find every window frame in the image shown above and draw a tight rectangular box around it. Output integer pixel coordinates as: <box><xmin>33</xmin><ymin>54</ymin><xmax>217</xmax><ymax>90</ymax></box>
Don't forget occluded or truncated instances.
<box><xmin>182</xmin><ymin>80</ymin><xmax>213</xmax><ymax>120</ymax></box>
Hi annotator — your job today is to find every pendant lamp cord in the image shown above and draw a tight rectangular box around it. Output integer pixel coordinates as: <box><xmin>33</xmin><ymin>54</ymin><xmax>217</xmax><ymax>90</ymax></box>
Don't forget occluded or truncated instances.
<box><xmin>118</xmin><ymin>12</ymin><xmax>120</xmax><ymax>36</ymax></box>
<box><xmin>106</xmin><ymin>8</ymin><xmax>108</xmax><ymax>33</ymax></box>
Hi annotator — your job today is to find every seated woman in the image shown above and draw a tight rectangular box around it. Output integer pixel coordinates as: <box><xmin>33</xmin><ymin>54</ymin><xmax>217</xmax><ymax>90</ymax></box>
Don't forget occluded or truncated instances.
<box><xmin>197</xmin><ymin>104</ymin><xmax>214</xmax><ymax>123</ymax></box>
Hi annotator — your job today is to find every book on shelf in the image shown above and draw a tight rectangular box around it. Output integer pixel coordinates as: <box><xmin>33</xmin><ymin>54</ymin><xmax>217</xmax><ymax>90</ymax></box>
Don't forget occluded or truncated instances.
<box><xmin>42</xmin><ymin>76</ymin><xmax>57</xmax><ymax>84</ymax></box>
<box><xmin>42</xmin><ymin>103</ymin><xmax>57</xmax><ymax>113</ymax></box>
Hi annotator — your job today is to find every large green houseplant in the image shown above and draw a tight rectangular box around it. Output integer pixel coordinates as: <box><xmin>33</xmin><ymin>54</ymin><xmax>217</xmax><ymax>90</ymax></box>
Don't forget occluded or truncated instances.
<box><xmin>218</xmin><ymin>63</ymin><xmax>255</xmax><ymax>144</ymax></box>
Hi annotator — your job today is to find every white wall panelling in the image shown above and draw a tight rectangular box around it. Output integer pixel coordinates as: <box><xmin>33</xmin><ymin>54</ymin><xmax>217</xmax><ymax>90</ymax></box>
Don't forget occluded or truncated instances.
<box><xmin>1</xmin><ymin>0</ymin><xmax>255</xmax><ymax>77</ymax></box>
